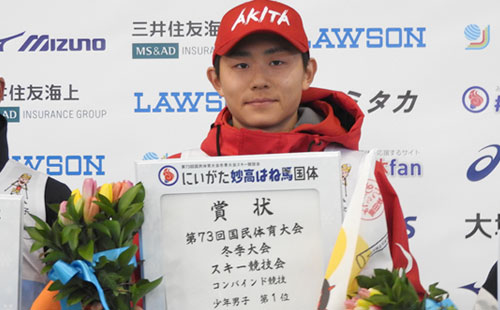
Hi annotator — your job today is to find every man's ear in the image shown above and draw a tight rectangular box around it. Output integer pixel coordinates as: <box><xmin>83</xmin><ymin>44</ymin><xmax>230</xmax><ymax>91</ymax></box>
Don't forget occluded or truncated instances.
<box><xmin>302</xmin><ymin>58</ymin><xmax>317</xmax><ymax>91</ymax></box>
<box><xmin>207</xmin><ymin>67</ymin><xmax>224</xmax><ymax>97</ymax></box>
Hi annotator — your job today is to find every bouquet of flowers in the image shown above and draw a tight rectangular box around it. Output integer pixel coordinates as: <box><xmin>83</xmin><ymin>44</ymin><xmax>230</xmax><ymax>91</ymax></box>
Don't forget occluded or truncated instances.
<box><xmin>25</xmin><ymin>178</ymin><xmax>162</xmax><ymax>310</ymax></box>
<box><xmin>345</xmin><ymin>269</ymin><xmax>457</xmax><ymax>310</ymax></box>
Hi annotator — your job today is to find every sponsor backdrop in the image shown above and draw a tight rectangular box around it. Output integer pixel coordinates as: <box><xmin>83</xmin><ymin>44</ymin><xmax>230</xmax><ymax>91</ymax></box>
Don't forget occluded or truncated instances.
<box><xmin>0</xmin><ymin>0</ymin><xmax>498</xmax><ymax>308</ymax></box>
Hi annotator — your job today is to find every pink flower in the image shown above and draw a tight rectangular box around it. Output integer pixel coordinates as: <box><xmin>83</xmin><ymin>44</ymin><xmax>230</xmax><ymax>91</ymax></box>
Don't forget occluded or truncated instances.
<box><xmin>358</xmin><ymin>288</ymin><xmax>371</xmax><ymax>299</ymax></box>
<box><xmin>344</xmin><ymin>297</ymin><xmax>359</xmax><ymax>309</ymax></box>
<box><xmin>58</xmin><ymin>201</ymin><xmax>72</xmax><ymax>225</ymax></box>
<box><xmin>82</xmin><ymin>178</ymin><xmax>97</xmax><ymax>214</ymax></box>
<box><xmin>82</xmin><ymin>178</ymin><xmax>97</xmax><ymax>199</ymax></box>
<box><xmin>83</xmin><ymin>197</ymin><xmax>100</xmax><ymax>224</ymax></box>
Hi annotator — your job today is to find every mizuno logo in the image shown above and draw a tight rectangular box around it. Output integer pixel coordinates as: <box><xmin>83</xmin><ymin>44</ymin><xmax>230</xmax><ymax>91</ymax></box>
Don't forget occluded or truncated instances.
<box><xmin>0</xmin><ymin>32</ymin><xmax>25</xmax><ymax>52</ymax></box>
<box><xmin>0</xmin><ymin>32</ymin><xmax>106</xmax><ymax>52</ymax></box>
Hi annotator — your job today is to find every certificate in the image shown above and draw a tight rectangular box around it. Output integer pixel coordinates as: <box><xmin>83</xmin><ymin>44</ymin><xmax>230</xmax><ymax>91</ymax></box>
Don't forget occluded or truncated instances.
<box><xmin>136</xmin><ymin>152</ymin><xmax>342</xmax><ymax>310</ymax></box>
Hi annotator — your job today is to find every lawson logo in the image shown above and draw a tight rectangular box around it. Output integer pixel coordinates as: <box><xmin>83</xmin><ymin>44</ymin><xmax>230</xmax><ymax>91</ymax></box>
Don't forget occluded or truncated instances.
<box><xmin>310</xmin><ymin>27</ymin><xmax>426</xmax><ymax>49</ymax></box>
<box><xmin>132</xmin><ymin>43</ymin><xmax>179</xmax><ymax>59</ymax></box>
<box><xmin>134</xmin><ymin>91</ymin><xmax>223</xmax><ymax>113</ymax></box>
<box><xmin>0</xmin><ymin>32</ymin><xmax>106</xmax><ymax>52</ymax></box>
<box><xmin>11</xmin><ymin>154</ymin><xmax>105</xmax><ymax>176</ymax></box>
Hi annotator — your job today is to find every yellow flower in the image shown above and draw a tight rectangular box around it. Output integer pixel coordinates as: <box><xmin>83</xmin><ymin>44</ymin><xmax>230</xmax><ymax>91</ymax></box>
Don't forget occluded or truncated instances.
<box><xmin>71</xmin><ymin>189</ymin><xmax>83</xmax><ymax>214</ymax></box>
<box><xmin>72</xmin><ymin>189</ymin><xmax>82</xmax><ymax>204</ymax></box>
<box><xmin>369</xmin><ymin>288</ymin><xmax>382</xmax><ymax>296</ymax></box>
<box><xmin>356</xmin><ymin>298</ymin><xmax>373</xmax><ymax>309</ymax></box>
<box><xmin>98</xmin><ymin>183</ymin><xmax>113</xmax><ymax>202</ymax></box>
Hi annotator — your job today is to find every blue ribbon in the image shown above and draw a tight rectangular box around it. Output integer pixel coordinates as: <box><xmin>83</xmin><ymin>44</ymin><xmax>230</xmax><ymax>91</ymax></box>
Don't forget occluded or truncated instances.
<box><xmin>425</xmin><ymin>298</ymin><xmax>457</xmax><ymax>310</ymax></box>
<box><xmin>48</xmin><ymin>247</ymin><xmax>137</xmax><ymax>310</ymax></box>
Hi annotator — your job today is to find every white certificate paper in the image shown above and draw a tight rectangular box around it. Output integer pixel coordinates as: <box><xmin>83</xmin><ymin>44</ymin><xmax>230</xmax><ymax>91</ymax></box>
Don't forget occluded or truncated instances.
<box><xmin>136</xmin><ymin>152</ymin><xmax>342</xmax><ymax>310</ymax></box>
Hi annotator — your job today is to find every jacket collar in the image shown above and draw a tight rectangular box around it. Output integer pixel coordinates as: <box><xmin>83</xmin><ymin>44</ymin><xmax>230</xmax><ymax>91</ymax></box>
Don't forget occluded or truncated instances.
<box><xmin>200</xmin><ymin>87</ymin><xmax>364</xmax><ymax>156</ymax></box>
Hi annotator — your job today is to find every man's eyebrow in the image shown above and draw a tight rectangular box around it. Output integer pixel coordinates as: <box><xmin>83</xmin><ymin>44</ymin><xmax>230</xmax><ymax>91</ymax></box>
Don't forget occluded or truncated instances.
<box><xmin>226</xmin><ymin>46</ymin><xmax>294</xmax><ymax>58</ymax></box>
<box><xmin>226</xmin><ymin>50</ymin><xmax>250</xmax><ymax>57</ymax></box>
<box><xmin>263</xmin><ymin>46</ymin><xmax>293</xmax><ymax>55</ymax></box>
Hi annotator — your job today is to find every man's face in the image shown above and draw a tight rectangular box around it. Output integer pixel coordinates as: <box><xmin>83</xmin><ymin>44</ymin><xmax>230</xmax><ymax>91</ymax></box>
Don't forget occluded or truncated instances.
<box><xmin>208</xmin><ymin>33</ymin><xmax>316</xmax><ymax>133</ymax></box>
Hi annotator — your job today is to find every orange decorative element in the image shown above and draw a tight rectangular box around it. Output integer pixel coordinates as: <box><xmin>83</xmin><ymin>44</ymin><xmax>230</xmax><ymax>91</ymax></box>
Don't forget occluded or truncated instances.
<box><xmin>31</xmin><ymin>281</ymin><xmax>61</xmax><ymax>310</ymax></box>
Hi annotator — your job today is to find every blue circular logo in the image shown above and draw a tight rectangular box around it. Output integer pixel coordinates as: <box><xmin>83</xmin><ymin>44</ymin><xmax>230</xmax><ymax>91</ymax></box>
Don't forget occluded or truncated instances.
<box><xmin>143</xmin><ymin>152</ymin><xmax>159</xmax><ymax>160</ymax></box>
<box><xmin>158</xmin><ymin>165</ymin><xmax>179</xmax><ymax>186</ymax></box>
<box><xmin>462</xmin><ymin>86</ymin><xmax>489</xmax><ymax>113</ymax></box>
<box><xmin>464</xmin><ymin>24</ymin><xmax>481</xmax><ymax>41</ymax></box>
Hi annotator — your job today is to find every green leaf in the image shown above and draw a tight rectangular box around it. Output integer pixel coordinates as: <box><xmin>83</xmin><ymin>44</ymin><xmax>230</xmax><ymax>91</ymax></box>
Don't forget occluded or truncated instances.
<box><xmin>119</xmin><ymin>220</ymin><xmax>138</xmax><ymax>246</ymax></box>
<box><xmin>117</xmin><ymin>244</ymin><xmax>138</xmax><ymax>267</ymax></box>
<box><xmin>116</xmin><ymin>264</ymin><xmax>135</xmax><ymax>279</ymax></box>
<box><xmin>68</xmin><ymin>227</ymin><xmax>82</xmax><ymax>251</ymax></box>
<box><xmin>48</xmin><ymin>202</ymin><xmax>61</xmax><ymax>214</ymax></box>
<box><xmin>367</xmin><ymin>294</ymin><xmax>393</xmax><ymax>305</ymax></box>
<box><xmin>41</xmin><ymin>265</ymin><xmax>53</xmax><ymax>274</ymax></box>
<box><xmin>103</xmin><ymin>220</ymin><xmax>121</xmax><ymax>245</ymax></box>
<box><xmin>94</xmin><ymin>196</ymin><xmax>116</xmax><ymax>217</ymax></box>
<box><xmin>24</xmin><ymin>227</ymin><xmax>46</xmax><ymax>243</ymax></box>
<box><xmin>93</xmin><ymin>213</ymin><xmax>107</xmax><ymax>221</ymax></box>
<box><xmin>90</xmin><ymin>222</ymin><xmax>112</xmax><ymax>238</ymax></box>
<box><xmin>392</xmin><ymin>278</ymin><xmax>403</xmax><ymax>300</ymax></box>
<box><xmin>97</xmin><ymin>270</ymin><xmax>119</xmax><ymax>292</ymax></box>
<box><xmin>42</xmin><ymin>250</ymin><xmax>67</xmax><ymax>264</ymax></box>
<box><xmin>132</xmin><ymin>182</ymin><xmax>145</xmax><ymax>204</ymax></box>
<box><xmin>96</xmin><ymin>235</ymin><xmax>117</xmax><ymax>252</ymax></box>
<box><xmin>94</xmin><ymin>255</ymin><xmax>111</xmax><ymax>269</ymax></box>
<box><xmin>30</xmin><ymin>241</ymin><xmax>44</xmax><ymax>253</ymax></box>
<box><xmin>56</xmin><ymin>282</ymin><xmax>82</xmax><ymax>300</ymax></box>
<box><xmin>62</xmin><ymin>224</ymin><xmax>80</xmax><ymax>244</ymax></box>
<box><xmin>66</xmin><ymin>290</ymin><xmax>87</xmax><ymax>306</ymax></box>
<box><xmin>97</xmin><ymin>192</ymin><xmax>113</xmax><ymax>205</ymax></box>
<box><xmin>116</xmin><ymin>295</ymin><xmax>132</xmax><ymax>310</ymax></box>
<box><xmin>49</xmin><ymin>280</ymin><xmax>65</xmax><ymax>291</ymax></box>
<box><xmin>52</xmin><ymin>220</ymin><xmax>63</xmax><ymax>248</ymax></box>
<box><xmin>118</xmin><ymin>183</ymin><xmax>145</xmax><ymax>216</ymax></box>
<box><xmin>66</xmin><ymin>198</ymin><xmax>79</xmax><ymax>222</ymax></box>
<box><xmin>78</xmin><ymin>240</ymin><xmax>94</xmax><ymax>262</ymax></box>
<box><xmin>29</xmin><ymin>213</ymin><xmax>52</xmax><ymax>233</ymax></box>
<box><xmin>131</xmin><ymin>277</ymin><xmax>162</xmax><ymax>305</ymax></box>
<box><xmin>117</xmin><ymin>184</ymin><xmax>140</xmax><ymax>216</ymax></box>
<box><xmin>356</xmin><ymin>274</ymin><xmax>376</xmax><ymax>289</ymax></box>
<box><xmin>120</xmin><ymin>202</ymin><xmax>143</xmax><ymax>223</ymax></box>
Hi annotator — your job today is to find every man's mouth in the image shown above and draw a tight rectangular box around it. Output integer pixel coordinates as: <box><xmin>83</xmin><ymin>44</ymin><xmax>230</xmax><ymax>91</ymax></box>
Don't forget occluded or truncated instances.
<box><xmin>245</xmin><ymin>98</ymin><xmax>277</xmax><ymax>106</ymax></box>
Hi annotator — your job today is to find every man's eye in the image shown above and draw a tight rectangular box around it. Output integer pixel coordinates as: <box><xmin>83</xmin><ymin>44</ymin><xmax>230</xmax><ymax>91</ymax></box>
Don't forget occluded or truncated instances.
<box><xmin>235</xmin><ymin>63</ymin><xmax>249</xmax><ymax>69</ymax></box>
<box><xmin>270</xmin><ymin>60</ymin><xmax>284</xmax><ymax>66</ymax></box>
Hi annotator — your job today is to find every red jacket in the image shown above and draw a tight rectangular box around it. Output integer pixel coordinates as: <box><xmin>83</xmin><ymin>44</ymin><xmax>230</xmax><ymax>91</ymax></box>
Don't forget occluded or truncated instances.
<box><xmin>172</xmin><ymin>87</ymin><xmax>426</xmax><ymax>297</ymax></box>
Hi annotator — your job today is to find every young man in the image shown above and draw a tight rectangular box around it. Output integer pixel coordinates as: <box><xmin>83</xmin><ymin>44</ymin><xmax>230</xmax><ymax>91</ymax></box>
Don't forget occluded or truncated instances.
<box><xmin>171</xmin><ymin>0</ymin><xmax>426</xmax><ymax>308</ymax></box>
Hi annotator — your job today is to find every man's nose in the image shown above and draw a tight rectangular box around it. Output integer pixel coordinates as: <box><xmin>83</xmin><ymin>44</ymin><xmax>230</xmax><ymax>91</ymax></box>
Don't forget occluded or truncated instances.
<box><xmin>250</xmin><ymin>65</ymin><xmax>270</xmax><ymax>90</ymax></box>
